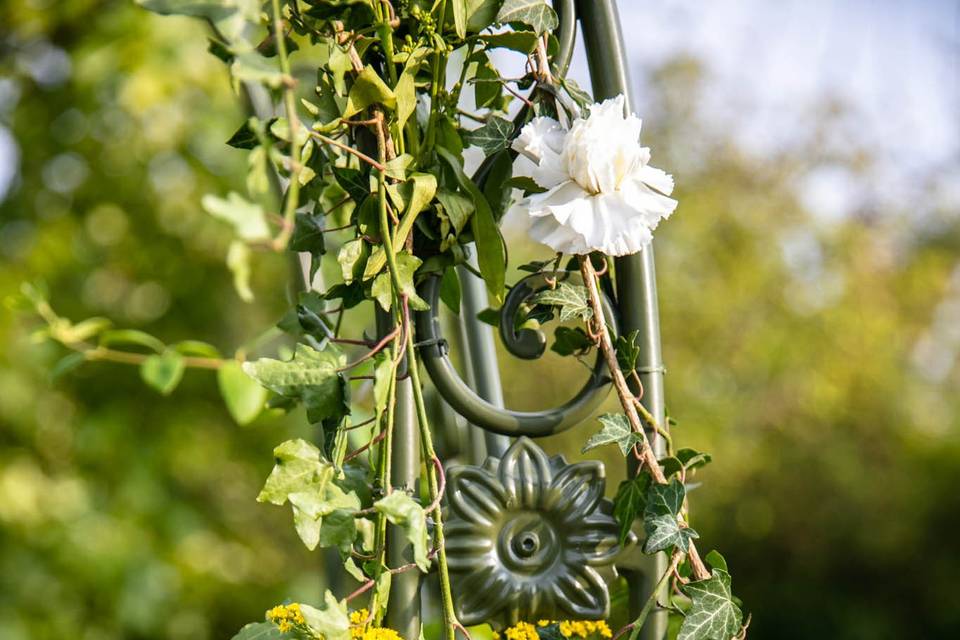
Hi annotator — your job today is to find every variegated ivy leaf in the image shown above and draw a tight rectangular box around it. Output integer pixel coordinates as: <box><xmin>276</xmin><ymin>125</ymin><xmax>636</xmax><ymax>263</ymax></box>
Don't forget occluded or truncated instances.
<box><xmin>532</xmin><ymin>281</ymin><xmax>593</xmax><ymax>322</ymax></box>
<box><xmin>582</xmin><ymin>413</ymin><xmax>643</xmax><ymax>456</ymax></box>
<box><xmin>462</xmin><ymin>116</ymin><xmax>513</xmax><ymax>154</ymax></box>
<box><xmin>243</xmin><ymin>344</ymin><xmax>349</xmax><ymax>423</ymax></box>
<box><xmin>642</xmin><ymin>477</ymin><xmax>699</xmax><ymax>554</ymax></box>
<box><xmin>678</xmin><ymin>569</ymin><xmax>743</xmax><ymax>640</ymax></box>
<box><xmin>643</xmin><ymin>513</ymin><xmax>699</xmax><ymax>554</ymax></box>
<box><xmin>495</xmin><ymin>0</ymin><xmax>558</xmax><ymax>35</ymax></box>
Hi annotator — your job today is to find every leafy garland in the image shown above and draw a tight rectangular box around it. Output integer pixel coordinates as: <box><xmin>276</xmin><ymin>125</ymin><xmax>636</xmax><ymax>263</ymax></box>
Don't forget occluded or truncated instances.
<box><xmin>12</xmin><ymin>1</ymin><xmax>748</xmax><ymax>639</ymax></box>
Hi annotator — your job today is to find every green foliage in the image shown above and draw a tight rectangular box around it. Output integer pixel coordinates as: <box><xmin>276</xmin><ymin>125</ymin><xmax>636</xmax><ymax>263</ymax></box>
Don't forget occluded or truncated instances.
<box><xmin>462</xmin><ymin>116</ymin><xmax>514</xmax><ymax>154</ymax></box>
<box><xmin>582</xmin><ymin>413</ymin><xmax>643</xmax><ymax>457</ymax></box>
<box><xmin>140</xmin><ymin>350</ymin><xmax>186</xmax><ymax>395</ymax></box>
<box><xmin>258</xmin><ymin>439</ymin><xmax>360</xmax><ymax>551</ymax></box>
<box><xmin>374</xmin><ymin>492</ymin><xmax>431</xmax><ymax>572</ymax></box>
<box><xmin>243</xmin><ymin>345</ymin><xmax>349</xmax><ymax>424</ymax></box>
<box><xmin>532</xmin><ymin>282</ymin><xmax>593</xmax><ymax>322</ymax></box>
<box><xmin>612</xmin><ymin>475</ymin><xmax>650</xmax><ymax>544</ymax></box>
<box><xmin>300</xmin><ymin>591</ymin><xmax>351</xmax><ymax>640</ymax></box>
<box><xmin>677</xmin><ymin>569</ymin><xmax>743</xmax><ymax>640</ymax></box>
<box><xmin>218</xmin><ymin>360</ymin><xmax>268</xmax><ymax>425</ymax></box>
<box><xmin>551</xmin><ymin>325</ymin><xmax>592</xmax><ymax>356</ymax></box>
<box><xmin>496</xmin><ymin>0</ymin><xmax>558</xmax><ymax>35</ymax></box>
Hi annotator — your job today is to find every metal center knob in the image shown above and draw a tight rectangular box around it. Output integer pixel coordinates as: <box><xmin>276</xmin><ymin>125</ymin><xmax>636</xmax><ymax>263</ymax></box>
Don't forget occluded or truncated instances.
<box><xmin>513</xmin><ymin>531</ymin><xmax>540</xmax><ymax>557</ymax></box>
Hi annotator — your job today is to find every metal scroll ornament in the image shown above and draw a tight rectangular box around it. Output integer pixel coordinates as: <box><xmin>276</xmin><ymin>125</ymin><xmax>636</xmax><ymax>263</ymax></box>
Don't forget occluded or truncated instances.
<box><xmin>444</xmin><ymin>438</ymin><xmax>629</xmax><ymax>627</ymax></box>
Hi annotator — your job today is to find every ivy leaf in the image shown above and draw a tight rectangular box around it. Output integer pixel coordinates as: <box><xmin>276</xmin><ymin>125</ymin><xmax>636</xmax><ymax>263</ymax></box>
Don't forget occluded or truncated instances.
<box><xmin>374</xmin><ymin>492</ymin><xmax>431</xmax><ymax>571</ymax></box>
<box><xmin>140</xmin><ymin>350</ymin><xmax>185</xmax><ymax>395</ymax></box>
<box><xmin>582</xmin><ymin>413</ymin><xmax>643</xmax><ymax>456</ymax></box>
<box><xmin>612</xmin><ymin>475</ymin><xmax>650</xmax><ymax>544</ymax></box>
<box><xmin>217</xmin><ymin>360</ymin><xmax>267</xmax><ymax>425</ymax></box>
<box><xmin>202</xmin><ymin>192</ymin><xmax>270</xmax><ymax>241</ymax></box>
<box><xmin>561</xmin><ymin>77</ymin><xmax>593</xmax><ymax>109</ymax></box>
<box><xmin>344</xmin><ymin>66</ymin><xmax>396</xmax><ymax>117</ymax></box>
<box><xmin>257</xmin><ymin>439</ymin><xmax>334</xmax><ymax>506</ymax></box>
<box><xmin>436</xmin><ymin>147</ymin><xmax>505</xmax><ymax>304</ymax></box>
<box><xmin>462</xmin><ymin>116</ymin><xmax>513</xmax><ymax>154</ymax></box>
<box><xmin>258</xmin><ymin>439</ymin><xmax>360</xmax><ymax>551</ymax></box>
<box><xmin>640</xmin><ymin>478</ymin><xmax>697</xmax><ymax>553</ymax></box>
<box><xmin>645</xmin><ymin>477</ymin><xmax>686</xmax><ymax>517</ymax></box>
<box><xmin>332</xmin><ymin>166</ymin><xmax>370</xmax><ymax>204</ymax></box>
<box><xmin>615</xmin><ymin>329</ymin><xmax>641</xmax><ymax>373</ymax></box>
<box><xmin>300</xmin><ymin>591</ymin><xmax>351</xmax><ymax>640</ymax></box>
<box><xmin>496</xmin><ymin>0</ymin><xmax>559</xmax><ymax>35</ymax></box>
<box><xmin>643</xmin><ymin>513</ymin><xmax>699</xmax><ymax>554</ymax></box>
<box><xmin>289</xmin><ymin>213</ymin><xmax>326</xmax><ymax>262</ymax></box>
<box><xmin>551</xmin><ymin>326</ymin><xmax>592</xmax><ymax>356</ymax></box>
<box><xmin>337</xmin><ymin>239</ymin><xmax>368</xmax><ymax>284</ymax></box>
<box><xmin>229</xmin><ymin>621</ymin><xmax>286</xmax><ymax>640</ymax></box>
<box><xmin>677</xmin><ymin>570</ymin><xmax>743</xmax><ymax>640</ymax></box>
<box><xmin>374</xmin><ymin>251</ymin><xmax>430</xmax><ymax>312</ymax></box>
<box><xmin>532</xmin><ymin>282</ymin><xmax>592</xmax><ymax>322</ymax></box>
<box><xmin>243</xmin><ymin>344</ymin><xmax>349</xmax><ymax>423</ymax></box>
<box><xmin>677</xmin><ymin>447</ymin><xmax>713</xmax><ymax>472</ymax></box>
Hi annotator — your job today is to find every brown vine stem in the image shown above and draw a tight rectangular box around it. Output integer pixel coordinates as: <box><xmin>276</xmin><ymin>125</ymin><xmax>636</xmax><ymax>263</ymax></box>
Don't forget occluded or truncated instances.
<box><xmin>84</xmin><ymin>347</ymin><xmax>225</xmax><ymax>370</ymax></box>
<box><xmin>580</xmin><ymin>257</ymin><xmax>710</xmax><ymax>582</ymax></box>
<box><xmin>309</xmin><ymin>131</ymin><xmax>386</xmax><ymax>171</ymax></box>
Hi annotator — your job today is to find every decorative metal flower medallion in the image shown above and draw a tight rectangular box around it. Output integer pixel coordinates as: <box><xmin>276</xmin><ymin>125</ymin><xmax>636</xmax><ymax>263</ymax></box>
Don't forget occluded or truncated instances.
<box><xmin>444</xmin><ymin>438</ymin><xmax>629</xmax><ymax>627</ymax></box>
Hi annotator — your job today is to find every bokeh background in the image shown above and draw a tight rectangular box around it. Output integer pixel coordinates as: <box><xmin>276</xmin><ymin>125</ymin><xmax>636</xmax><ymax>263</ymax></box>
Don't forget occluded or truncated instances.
<box><xmin>1</xmin><ymin>0</ymin><xmax>959</xmax><ymax>639</ymax></box>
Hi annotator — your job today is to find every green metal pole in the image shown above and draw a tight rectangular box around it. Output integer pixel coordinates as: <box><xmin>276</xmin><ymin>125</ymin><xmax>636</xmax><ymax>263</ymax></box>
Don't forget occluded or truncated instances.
<box><xmin>457</xmin><ymin>247</ymin><xmax>511</xmax><ymax>461</ymax></box>
<box><xmin>378</xmin><ymin>310</ymin><xmax>422</xmax><ymax>639</ymax></box>
<box><xmin>575</xmin><ymin>1</ymin><xmax>669</xmax><ymax>638</ymax></box>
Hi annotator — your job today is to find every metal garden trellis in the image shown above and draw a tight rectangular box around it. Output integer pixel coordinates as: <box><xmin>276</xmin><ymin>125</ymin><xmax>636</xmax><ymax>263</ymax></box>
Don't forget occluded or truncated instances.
<box><xmin>297</xmin><ymin>1</ymin><xmax>674</xmax><ymax>639</ymax></box>
<box><xmin>228</xmin><ymin>0</ymin><xmax>673</xmax><ymax>637</ymax></box>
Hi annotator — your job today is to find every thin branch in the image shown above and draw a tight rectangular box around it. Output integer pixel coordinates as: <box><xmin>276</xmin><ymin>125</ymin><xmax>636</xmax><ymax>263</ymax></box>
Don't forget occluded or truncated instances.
<box><xmin>309</xmin><ymin>130</ymin><xmax>386</xmax><ymax>171</ymax></box>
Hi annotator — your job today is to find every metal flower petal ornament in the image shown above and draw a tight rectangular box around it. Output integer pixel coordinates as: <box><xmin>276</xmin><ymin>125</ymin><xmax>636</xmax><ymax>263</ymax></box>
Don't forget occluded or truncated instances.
<box><xmin>445</xmin><ymin>438</ymin><xmax>628</xmax><ymax>627</ymax></box>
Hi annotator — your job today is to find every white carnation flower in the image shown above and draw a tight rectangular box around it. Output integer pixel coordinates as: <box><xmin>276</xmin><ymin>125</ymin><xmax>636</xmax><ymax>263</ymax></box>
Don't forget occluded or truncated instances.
<box><xmin>509</xmin><ymin>95</ymin><xmax>677</xmax><ymax>257</ymax></box>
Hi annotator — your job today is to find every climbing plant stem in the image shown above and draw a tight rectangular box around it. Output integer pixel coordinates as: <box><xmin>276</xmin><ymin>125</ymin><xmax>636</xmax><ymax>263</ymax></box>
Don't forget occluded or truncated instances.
<box><xmin>580</xmin><ymin>257</ymin><xmax>710</xmax><ymax>581</ymax></box>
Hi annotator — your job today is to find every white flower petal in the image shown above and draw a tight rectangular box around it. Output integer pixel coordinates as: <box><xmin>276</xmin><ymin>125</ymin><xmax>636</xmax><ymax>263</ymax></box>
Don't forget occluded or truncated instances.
<box><xmin>635</xmin><ymin>163</ymin><xmax>675</xmax><ymax>196</ymax></box>
<box><xmin>620</xmin><ymin>177</ymin><xmax>678</xmax><ymax>227</ymax></box>
<box><xmin>511</xmin><ymin>116</ymin><xmax>565</xmax><ymax>164</ymax></box>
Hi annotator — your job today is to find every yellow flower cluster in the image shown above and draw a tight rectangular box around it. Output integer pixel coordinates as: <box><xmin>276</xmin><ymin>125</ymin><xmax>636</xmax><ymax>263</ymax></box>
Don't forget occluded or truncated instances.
<box><xmin>558</xmin><ymin>620</ymin><xmax>612</xmax><ymax>639</ymax></box>
<box><xmin>266</xmin><ymin>603</ymin><xmax>305</xmax><ymax>633</ymax></box>
<box><xmin>502</xmin><ymin>622</ymin><xmax>538</xmax><ymax>640</ymax></box>
<box><xmin>349</xmin><ymin>608</ymin><xmax>403</xmax><ymax>640</ymax></box>
<box><xmin>495</xmin><ymin>619</ymin><xmax>613</xmax><ymax>640</ymax></box>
